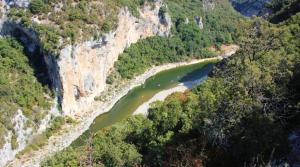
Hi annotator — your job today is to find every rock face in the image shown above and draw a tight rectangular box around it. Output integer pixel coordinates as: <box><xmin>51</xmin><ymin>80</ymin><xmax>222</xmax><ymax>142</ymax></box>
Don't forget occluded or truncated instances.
<box><xmin>0</xmin><ymin>102</ymin><xmax>60</xmax><ymax>167</ymax></box>
<box><xmin>0</xmin><ymin>110</ymin><xmax>32</xmax><ymax>167</ymax></box>
<box><xmin>5</xmin><ymin>0</ymin><xmax>30</xmax><ymax>7</ymax></box>
<box><xmin>55</xmin><ymin>2</ymin><xmax>172</xmax><ymax>116</ymax></box>
<box><xmin>230</xmin><ymin>0</ymin><xmax>272</xmax><ymax>17</ymax></box>
<box><xmin>194</xmin><ymin>16</ymin><xmax>204</xmax><ymax>29</ymax></box>
<box><xmin>0</xmin><ymin>0</ymin><xmax>171</xmax><ymax>165</ymax></box>
<box><xmin>0</xmin><ymin>13</ymin><xmax>61</xmax><ymax>166</ymax></box>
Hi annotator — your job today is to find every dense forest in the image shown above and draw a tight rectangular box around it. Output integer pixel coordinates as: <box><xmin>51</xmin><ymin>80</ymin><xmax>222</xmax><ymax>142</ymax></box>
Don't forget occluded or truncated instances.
<box><xmin>267</xmin><ymin>0</ymin><xmax>300</xmax><ymax>23</ymax></box>
<box><xmin>42</xmin><ymin>0</ymin><xmax>300</xmax><ymax>166</ymax></box>
<box><xmin>111</xmin><ymin>0</ymin><xmax>243</xmax><ymax>79</ymax></box>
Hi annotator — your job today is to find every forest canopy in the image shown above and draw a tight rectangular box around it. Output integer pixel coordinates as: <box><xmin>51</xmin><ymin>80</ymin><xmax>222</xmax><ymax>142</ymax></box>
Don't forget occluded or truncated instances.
<box><xmin>112</xmin><ymin>0</ymin><xmax>243</xmax><ymax>79</ymax></box>
<box><xmin>42</xmin><ymin>3</ymin><xmax>300</xmax><ymax>167</ymax></box>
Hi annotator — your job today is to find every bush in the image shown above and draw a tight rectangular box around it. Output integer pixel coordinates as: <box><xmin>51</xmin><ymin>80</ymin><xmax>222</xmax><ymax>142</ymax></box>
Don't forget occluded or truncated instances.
<box><xmin>29</xmin><ymin>0</ymin><xmax>46</xmax><ymax>14</ymax></box>
<box><xmin>159</xmin><ymin>6</ymin><xmax>167</xmax><ymax>18</ymax></box>
<box><xmin>11</xmin><ymin>133</ymin><xmax>18</xmax><ymax>150</ymax></box>
<box><xmin>45</xmin><ymin>116</ymin><xmax>65</xmax><ymax>138</ymax></box>
<box><xmin>0</xmin><ymin>38</ymin><xmax>50</xmax><ymax>140</ymax></box>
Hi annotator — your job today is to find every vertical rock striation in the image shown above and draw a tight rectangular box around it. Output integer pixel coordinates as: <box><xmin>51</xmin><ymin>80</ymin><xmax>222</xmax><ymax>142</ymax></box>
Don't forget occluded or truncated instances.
<box><xmin>55</xmin><ymin>2</ymin><xmax>172</xmax><ymax>117</ymax></box>
<box><xmin>0</xmin><ymin>0</ymin><xmax>171</xmax><ymax>165</ymax></box>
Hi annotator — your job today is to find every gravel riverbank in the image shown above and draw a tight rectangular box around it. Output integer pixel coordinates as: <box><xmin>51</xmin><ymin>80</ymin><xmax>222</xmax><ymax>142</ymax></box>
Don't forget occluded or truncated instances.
<box><xmin>7</xmin><ymin>45</ymin><xmax>238</xmax><ymax>167</ymax></box>
<box><xmin>133</xmin><ymin>77</ymin><xmax>208</xmax><ymax>116</ymax></box>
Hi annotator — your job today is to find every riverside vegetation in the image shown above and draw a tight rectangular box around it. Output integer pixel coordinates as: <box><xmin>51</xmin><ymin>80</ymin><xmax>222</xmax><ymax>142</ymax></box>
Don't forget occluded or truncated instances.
<box><xmin>1</xmin><ymin>0</ymin><xmax>161</xmax><ymax>155</ymax></box>
<box><xmin>42</xmin><ymin>0</ymin><xmax>300</xmax><ymax>167</ymax></box>
<box><xmin>2</xmin><ymin>0</ymin><xmax>156</xmax><ymax>155</ymax></box>
<box><xmin>109</xmin><ymin>0</ymin><xmax>243</xmax><ymax>79</ymax></box>
<box><xmin>1</xmin><ymin>0</ymin><xmax>299</xmax><ymax>166</ymax></box>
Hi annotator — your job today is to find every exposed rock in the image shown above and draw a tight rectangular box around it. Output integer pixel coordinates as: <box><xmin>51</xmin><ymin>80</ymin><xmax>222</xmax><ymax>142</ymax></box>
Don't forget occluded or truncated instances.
<box><xmin>158</xmin><ymin>5</ymin><xmax>171</xmax><ymax>26</ymax></box>
<box><xmin>0</xmin><ymin>0</ymin><xmax>8</xmax><ymax>33</ymax></box>
<box><xmin>57</xmin><ymin>2</ymin><xmax>172</xmax><ymax>116</ymax></box>
<box><xmin>84</xmin><ymin>74</ymin><xmax>95</xmax><ymax>93</ymax></box>
<box><xmin>4</xmin><ymin>0</ymin><xmax>30</xmax><ymax>8</ymax></box>
<box><xmin>0</xmin><ymin>13</ymin><xmax>61</xmax><ymax>166</ymax></box>
<box><xmin>0</xmin><ymin>0</ymin><xmax>171</xmax><ymax>118</ymax></box>
<box><xmin>203</xmin><ymin>0</ymin><xmax>215</xmax><ymax>11</ymax></box>
<box><xmin>0</xmin><ymin>110</ymin><xmax>32</xmax><ymax>167</ymax></box>
<box><xmin>0</xmin><ymin>99</ymin><xmax>60</xmax><ymax>166</ymax></box>
<box><xmin>8</xmin><ymin>46</ymin><xmax>238</xmax><ymax>167</ymax></box>
<box><xmin>195</xmin><ymin>16</ymin><xmax>203</xmax><ymax>29</ymax></box>
<box><xmin>185</xmin><ymin>18</ymin><xmax>189</xmax><ymax>24</ymax></box>
<box><xmin>0</xmin><ymin>0</ymin><xmax>172</xmax><ymax>165</ymax></box>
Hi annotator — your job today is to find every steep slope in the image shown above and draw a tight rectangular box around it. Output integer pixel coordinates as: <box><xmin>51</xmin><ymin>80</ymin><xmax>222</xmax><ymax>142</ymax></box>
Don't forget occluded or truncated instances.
<box><xmin>55</xmin><ymin>3</ymin><xmax>171</xmax><ymax>116</ymax></box>
<box><xmin>43</xmin><ymin>11</ymin><xmax>300</xmax><ymax>167</ymax></box>
<box><xmin>0</xmin><ymin>36</ymin><xmax>61</xmax><ymax>166</ymax></box>
<box><xmin>0</xmin><ymin>0</ymin><xmax>171</xmax><ymax>166</ymax></box>
<box><xmin>0</xmin><ymin>0</ymin><xmax>242</xmax><ymax>166</ymax></box>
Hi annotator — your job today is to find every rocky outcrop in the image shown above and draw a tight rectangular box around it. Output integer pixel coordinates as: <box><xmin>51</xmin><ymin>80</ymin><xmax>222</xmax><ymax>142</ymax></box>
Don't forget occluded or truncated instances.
<box><xmin>0</xmin><ymin>0</ymin><xmax>30</xmax><ymax>30</ymax></box>
<box><xmin>0</xmin><ymin>1</ymin><xmax>171</xmax><ymax>119</ymax></box>
<box><xmin>56</xmin><ymin>1</ymin><xmax>171</xmax><ymax>117</ymax></box>
<box><xmin>203</xmin><ymin>0</ymin><xmax>215</xmax><ymax>11</ymax></box>
<box><xmin>0</xmin><ymin>100</ymin><xmax>60</xmax><ymax>167</ymax></box>
<box><xmin>7</xmin><ymin>45</ymin><xmax>238</xmax><ymax>167</ymax></box>
<box><xmin>0</xmin><ymin>0</ymin><xmax>171</xmax><ymax>165</ymax></box>
<box><xmin>0</xmin><ymin>0</ymin><xmax>8</xmax><ymax>32</ymax></box>
<box><xmin>5</xmin><ymin>0</ymin><xmax>30</xmax><ymax>8</ymax></box>
<box><xmin>0</xmin><ymin>110</ymin><xmax>33</xmax><ymax>167</ymax></box>
<box><xmin>195</xmin><ymin>16</ymin><xmax>203</xmax><ymax>29</ymax></box>
<box><xmin>0</xmin><ymin>4</ymin><xmax>62</xmax><ymax>164</ymax></box>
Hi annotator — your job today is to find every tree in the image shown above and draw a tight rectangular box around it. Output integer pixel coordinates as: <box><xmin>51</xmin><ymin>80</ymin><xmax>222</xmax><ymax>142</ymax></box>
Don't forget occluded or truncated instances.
<box><xmin>29</xmin><ymin>0</ymin><xmax>46</xmax><ymax>14</ymax></box>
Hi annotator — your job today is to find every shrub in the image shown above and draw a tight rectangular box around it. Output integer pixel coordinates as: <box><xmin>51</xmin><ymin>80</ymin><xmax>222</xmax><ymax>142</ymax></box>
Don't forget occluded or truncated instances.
<box><xmin>29</xmin><ymin>0</ymin><xmax>46</xmax><ymax>14</ymax></box>
<box><xmin>11</xmin><ymin>133</ymin><xmax>18</xmax><ymax>150</ymax></box>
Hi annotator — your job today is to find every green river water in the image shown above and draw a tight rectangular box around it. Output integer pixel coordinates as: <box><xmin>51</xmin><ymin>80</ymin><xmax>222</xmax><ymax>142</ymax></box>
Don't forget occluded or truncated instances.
<box><xmin>72</xmin><ymin>60</ymin><xmax>216</xmax><ymax>146</ymax></box>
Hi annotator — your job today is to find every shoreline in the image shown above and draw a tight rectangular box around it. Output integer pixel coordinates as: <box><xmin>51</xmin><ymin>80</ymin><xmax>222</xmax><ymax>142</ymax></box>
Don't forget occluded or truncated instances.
<box><xmin>7</xmin><ymin>46</ymin><xmax>238</xmax><ymax>166</ymax></box>
<box><xmin>133</xmin><ymin>77</ymin><xmax>208</xmax><ymax>116</ymax></box>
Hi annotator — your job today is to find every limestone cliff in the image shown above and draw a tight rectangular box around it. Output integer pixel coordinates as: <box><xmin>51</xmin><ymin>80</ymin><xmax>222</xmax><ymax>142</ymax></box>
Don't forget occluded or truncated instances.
<box><xmin>0</xmin><ymin>1</ymin><xmax>171</xmax><ymax>165</ymax></box>
<box><xmin>54</xmin><ymin>2</ymin><xmax>171</xmax><ymax>117</ymax></box>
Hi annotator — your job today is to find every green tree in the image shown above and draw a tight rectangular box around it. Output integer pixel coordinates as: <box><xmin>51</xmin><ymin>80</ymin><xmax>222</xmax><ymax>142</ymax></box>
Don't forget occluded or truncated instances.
<box><xmin>29</xmin><ymin>0</ymin><xmax>46</xmax><ymax>14</ymax></box>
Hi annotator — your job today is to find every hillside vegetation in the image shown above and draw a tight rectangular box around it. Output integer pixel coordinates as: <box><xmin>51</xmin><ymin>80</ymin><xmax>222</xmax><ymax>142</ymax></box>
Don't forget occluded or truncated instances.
<box><xmin>8</xmin><ymin>0</ymin><xmax>155</xmax><ymax>53</ymax></box>
<box><xmin>110</xmin><ymin>0</ymin><xmax>243</xmax><ymax>79</ymax></box>
<box><xmin>42</xmin><ymin>2</ymin><xmax>300</xmax><ymax>167</ymax></box>
<box><xmin>0</xmin><ymin>37</ymin><xmax>51</xmax><ymax>148</ymax></box>
<box><xmin>267</xmin><ymin>0</ymin><xmax>300</xmax><ymax>23</ymax></box>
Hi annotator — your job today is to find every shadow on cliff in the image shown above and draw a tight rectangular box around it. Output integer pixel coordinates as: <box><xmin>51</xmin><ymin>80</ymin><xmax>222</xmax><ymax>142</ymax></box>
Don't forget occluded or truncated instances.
<box><xmin>1</xmin><ymin>21</ymin><xmax>52</xmax><ymax>90</ymax></box>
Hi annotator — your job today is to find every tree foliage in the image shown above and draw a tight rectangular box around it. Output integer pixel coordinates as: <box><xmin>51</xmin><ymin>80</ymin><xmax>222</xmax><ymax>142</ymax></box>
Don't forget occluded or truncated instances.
<box><xmin>43</xmin><ymin>2</ymin><xmax>300</xmax><ymax>167</ymax></box>
<box><xmin>0</xmin><ymin>37</ymin><xmax>51</xmax><ymax>148</ymax></box>
<box><xmin>29</xmin><ymin>0</ymin><xmax>46</xmax><ymax>14</ymax></box>
<box><xmin>113</xmin><ymin>0</ymin><xmax>242</xmax><ymax>79</ymax></box>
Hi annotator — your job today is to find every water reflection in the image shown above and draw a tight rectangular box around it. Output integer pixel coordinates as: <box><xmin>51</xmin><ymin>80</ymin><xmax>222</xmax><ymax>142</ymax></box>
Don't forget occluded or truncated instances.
<box><xmin>72</xmin><ymin>61</ymin><xmax>216</xmax><ymax>146</ymax></box>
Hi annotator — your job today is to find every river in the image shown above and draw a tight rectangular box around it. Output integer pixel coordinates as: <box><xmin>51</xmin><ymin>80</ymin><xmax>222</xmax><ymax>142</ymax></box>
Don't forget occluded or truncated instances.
<box><xmin>72</xmin><ymin>60</ymin><xmax>217</xmax><ymax>146</ymax></box>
